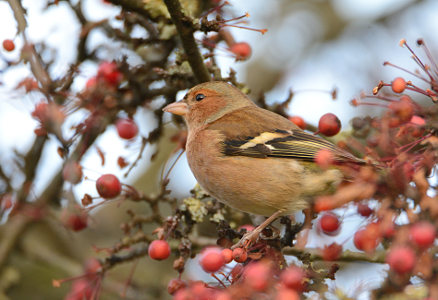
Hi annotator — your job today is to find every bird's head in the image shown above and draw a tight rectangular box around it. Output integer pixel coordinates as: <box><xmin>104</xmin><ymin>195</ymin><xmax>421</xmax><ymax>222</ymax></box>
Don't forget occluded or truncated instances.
<box><xmin>163</xmin><ymin>81</ymin><xmax>254</xmax><ymax>129</ymax></box>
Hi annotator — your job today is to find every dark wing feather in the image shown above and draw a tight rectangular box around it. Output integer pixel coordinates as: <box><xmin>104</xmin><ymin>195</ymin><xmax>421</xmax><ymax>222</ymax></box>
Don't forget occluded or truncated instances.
<box><xmin>208</xmin><ymin>106</ymin><xmax>363</xmax><ymax>164</ymax></box>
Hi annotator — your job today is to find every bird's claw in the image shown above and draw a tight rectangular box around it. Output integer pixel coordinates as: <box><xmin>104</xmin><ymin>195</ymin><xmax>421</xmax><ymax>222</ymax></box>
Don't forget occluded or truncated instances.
<box><xmin>231</xmin><ymin>230</ymin><xmax>259</xmax><ymax>249</ymax></box>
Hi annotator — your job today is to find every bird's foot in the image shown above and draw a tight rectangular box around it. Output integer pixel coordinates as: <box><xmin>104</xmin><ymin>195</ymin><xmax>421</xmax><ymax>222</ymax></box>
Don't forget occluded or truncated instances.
<box><xmin>231</xmin><ymin>229</ymin><xmax>262</xmax><ymax>249</ymax></box>
<box><xmin>231</xmin><ymin>210</ymin><xmax>285</xmax><ymax>250</ymax></box>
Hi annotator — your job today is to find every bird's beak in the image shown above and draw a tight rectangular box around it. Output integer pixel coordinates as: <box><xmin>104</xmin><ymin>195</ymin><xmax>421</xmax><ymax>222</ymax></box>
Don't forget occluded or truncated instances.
<box><xmin>163</xmin><ymin>101</ymin><xmax>189</xmax><ymax>116</ymax></box>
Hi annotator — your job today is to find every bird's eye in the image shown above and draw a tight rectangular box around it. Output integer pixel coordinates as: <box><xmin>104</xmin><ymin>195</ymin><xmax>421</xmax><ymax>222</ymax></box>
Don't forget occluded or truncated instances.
<box><xmin>195</xmin><ymin>93</ymin><xmax>205</xmax><ymax>101</ymax></box>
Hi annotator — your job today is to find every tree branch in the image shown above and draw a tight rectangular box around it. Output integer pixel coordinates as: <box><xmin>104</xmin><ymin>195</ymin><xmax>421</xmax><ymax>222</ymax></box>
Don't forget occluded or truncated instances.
<box><xmin>163</xmin><ymin>0</ymin><xmax>211</xmax><ymax>83</ymax></box>
<box><xmin>283</xmin><ymin>247</ymin><xmax>386</xmax><ymax>264</ymax></box>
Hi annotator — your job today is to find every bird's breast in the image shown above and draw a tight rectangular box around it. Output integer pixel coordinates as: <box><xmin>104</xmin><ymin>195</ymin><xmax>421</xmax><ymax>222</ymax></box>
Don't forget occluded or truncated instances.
<box><xmin>185</xmin><ymin>129</ymin><xmax>318</xmax><ymax>216</ymax></box>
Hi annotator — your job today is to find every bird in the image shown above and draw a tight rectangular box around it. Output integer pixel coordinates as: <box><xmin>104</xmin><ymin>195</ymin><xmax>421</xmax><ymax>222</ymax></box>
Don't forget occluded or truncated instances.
<box><xmin>163</xmin><ymin>81</ymin><xmax>363</xmax><ymax>247</ymax></box>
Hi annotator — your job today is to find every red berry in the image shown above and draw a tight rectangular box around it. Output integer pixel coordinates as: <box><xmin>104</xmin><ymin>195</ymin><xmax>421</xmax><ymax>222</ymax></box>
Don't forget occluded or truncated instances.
<box><xmin>381</xmin><ymin>222</ymin><xmax>396</xmax><ymax>238</ymax></box>
<box><xmin>97</xmin><ymin>61</ymin><xmax>122</xmax><ymax>86</ymax></box>
<box><xmin>214</xmin><ymin>290</ymin><xmax>232</xmax><ymax>300</ymax></box>
<box><xmin>85</xmin><ymin>258</ymin><xmax>102</xmax><ymax>274</ymax></box>
<box><xmin>391</xmin><ymin>77</ymin><xmax>406</xmax><ymax>93</ymax></box>
<box><xmin>314</xmin><ymin>149</ymin><xmax>334</xmax><ymax>170</ymax></box>
<box><xmin>410</xmin><ymin>222</ymin><xmax>436</xmax><ymax>249</ymax></box>
<box><xmin>232</xmin><ymin>247</ymin><xmax>248</xmax><ymax>263</ymax></box>
<box><xmin>190</xmin><ymin>282</ymin><xmax>211</xmax><ymax>298</ymax></box>
<box><xmin>167</xmin><ymin>279</ymin><xmax>186</xmax><ymax>295</ymax></box>
<box><xmin>275</xmin><ymin>288</ymin><xmax>300</xmax><ymax>300</ymax></box>
<box><xmin>280</xmin><ymin>266</ymin><xmax>305</xmax><ymax>291</ymax></box>
<box><xmin>199</xmin><ymin>247</ymin><xmax>225</xmax><ymax>273</ymax></box>
<box><xmin>314</xmin><ymin>196</ymin><xmax>334</xmax><ymax>212</ymax></box>
<box><xmin>321</xmin><ymin>243</ymin><xmax>342</xmax><ymax>261</ymax></box>
<box><xmin>62</xmin><ymin>210</ymin><xmax>88</xmax><ymax>232</ymax></box>
<box><xmin>229</xmin><ymin>42</ymin><xmax>251</xmax><ymax>60</ymax></box>
<box><xmin>353</xmin><ymin>223</ymin><xmax>380</xmax><ymax>252</ymax></box>
<box><xmin>65</xmin><ymin>279</ymin><xmax>93</xmax><ymax>300</ymax></box>
<box><xmin>62</xmin><ymin>161</ymin><xmax>83</xmax><ymax>184</ymax></box>
<box><xmin>86</xmin><ymin>76</ymin><xmax>97</xmax><ymax>89</ymax></box>
<box><xmin>173</xmin><ymin>288</ymin><xmax>191</xmax><ymax>300</ymax></box>
<box><xmin>318</xmin><ymin>212</ymin><xmax>340</xmax><ymax>236</ymax></box>
<box><xmin>386</xmin><ymin>246</ymin><xmax>416</xmax><ymax>274</ymax></box>
<box><xmin>318</xmin><ymin>113</ymin><xmax>341</xmax><ymax>136</ymax></box>
<box><xmin>388</xmin><ymin>96</ymin><xmax>414</xmax><ymax>126</ymax></box>
<box><xmin>244</xmin><ymin>262</ymin><xmax>272</xmax><ymax>292</ymax></box>
<box><xmin>221</xmin><ymin>248</ymin><xmax>233</xmax><ymax>264</ymax></box>
<box><xmin>357</xmin><ymin>203</ymin><xmax>373</xmax><ymax>217</ymax></box>
<box><xmin>96</xmin><ymin>174</ymin><xmax>121</xmax><ymax>199</ymax></box>
<box><xmin>148</xmin><ymin>240</ymin><xmax>171</xmax><ymax>260</ymax></box>
<box><xmin>116</xmin><ymin>118</ymin><xmax>138</xmax><ymax>140</ymax></box>
<box><xmin>288</xmin><ymin>116</ymin><xmax>306</xmax><ymax>129</ymax></box>
<box><xmin>2</xmin><ymin>39</ymin><xmax>15</xmax><ymax>52</ymax></box>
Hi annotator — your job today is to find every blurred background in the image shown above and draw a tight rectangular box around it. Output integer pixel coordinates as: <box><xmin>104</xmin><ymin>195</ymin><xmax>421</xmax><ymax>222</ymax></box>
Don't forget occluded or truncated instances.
<box><xmin>0</xmin><ymin>0</ymin><xmax>436</xmax><ymax>299</ymax></box>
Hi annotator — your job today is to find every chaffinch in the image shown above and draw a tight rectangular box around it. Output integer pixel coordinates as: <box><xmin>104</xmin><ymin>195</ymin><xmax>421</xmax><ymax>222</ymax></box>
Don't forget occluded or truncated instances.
<box><xmin>163</xmin><ymin>81</ymin><xmax>362</xmax><ymax>246</ymax></box>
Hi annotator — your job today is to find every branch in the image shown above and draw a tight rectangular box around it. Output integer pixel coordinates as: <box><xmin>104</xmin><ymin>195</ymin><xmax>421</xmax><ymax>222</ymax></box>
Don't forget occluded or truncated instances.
<box><xmin>0</xmin><ymin>215</ymin><xmax>29</xmax><ymax>270</ymax></box>
<box><xmin>163</xmin><ymin>0</ymin><xmax>211</xmax><ymax>83</ymax></box>
<box><xmin>283</xmin><ymin>247</ymin><xmax>386</xmax><ymax>264</ymax></box>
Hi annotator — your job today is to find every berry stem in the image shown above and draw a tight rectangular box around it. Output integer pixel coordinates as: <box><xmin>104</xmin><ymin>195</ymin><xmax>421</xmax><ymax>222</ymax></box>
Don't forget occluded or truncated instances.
<box><xmin>211</xmin><ymin>273</ymin><xmax>227</xmax><ymax>288</ymax></box>
<box><xmin>384</xmin><ymin>61</ymin><xmax>429</xmax><ymax>83</ymax></box>
<box><xmin>402</xmin><ymin>40</ymin><xmax>434</xmax><ymax>81</ymax></box>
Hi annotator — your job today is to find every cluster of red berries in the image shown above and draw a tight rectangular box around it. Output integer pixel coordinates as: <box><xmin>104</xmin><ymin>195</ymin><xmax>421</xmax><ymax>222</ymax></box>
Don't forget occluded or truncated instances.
<box><xmin>288</xmin><ymin>112</ymin><xmax>341</xmax><ymax>137</ymax></box>
<box><xmin>173</xmin><ymin>252</ymin><xmax>305</xmax><ymax>299</ymax></box>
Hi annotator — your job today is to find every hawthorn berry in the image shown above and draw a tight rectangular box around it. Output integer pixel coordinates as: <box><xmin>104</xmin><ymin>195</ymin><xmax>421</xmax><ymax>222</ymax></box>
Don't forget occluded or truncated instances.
<box><xmin>321</xmin><ymin>243</ymin><xmax>342</xmax><ymax>261</ymax></box>
<box><xmin>357</xmin><ymin>203</ymin><xmax>373</xmax><ymax>217</ymax></box>
<box><xmin>275</xmin><ymin>288</ymin><xmax>300</xmax><ymax>300</ymax></box>
<box><xmin>388</xmin><ymin>96</ymin><xmax>414</xmax><ymax>126</ymax></box>
<box><xmin>221</xmin><ymin>248</ymin><xmax>233</xmax><ymax>264</ymax></box>
<box><xmin>85</xmin><ymin>258</ymin><xmax>102</xmax><ymax>274</ymax></box>
<box><xmin>97</xmin><ymin>61</ymin><xmax>122</xmax><ymax>86</ymax></box>
<box><xmin>86</xmin><ymin>76</ymin><xmax>97</xmax><ymax>89</ymax></box>
<box><xmin>386</xmin><ymin>246</ymin><xmax>416</xmax><ymax>274</ymax></box>
<box><xmin>410</xmin><ymin>221</ymin><xmax>436</xmax><ymax>249</ymax></box>
<box><xmin>2</xmin><ymin>39</ymin><xmax>15</xmax><ymax>52</ymax></box>
<box><xmin>116</xmin><ymin>118</ymin><xmax>138</xmax><ymax>140</ymax></box>
<box><xmin>62</xmin><ymin>161</ymin><xmax>83</xmax><ymax>184</ymax></box>
<box><xmin>96</xmin><ymin>174</ymin><xmax>121</xmax><ymax>199</ymax></box>
<box><xmin>314</xmin><ymin>195</ymin><xmax>334</xmax><ymax>212</ymax></box>
<box><xmin>354</xmin><ymin>223</ymin><xmax>380</xmax><ymax>252</ymax></box>
<box><xmin>391</xmin><ymin>77</ymin><xmax>407</xmax><ymax>93</ymax></box>
<box><xmin>167</xmin><ymin>278</ymin><xmax>186</xmax><ymax>295</ymax></box>
<box><xmin>315</xmin><ymin>149</ymin><xmax>334</xmax><ymax>170</ymax></box>
<box><xmin>318</xmin><ymin>212</ymin><xmax>341</xmax><ymax>236</ymax></box>
<box><xmin>288</xmin><ymin>116</ymin><xmax>306</xmax><ymax>129</ymax></box>
<box><xmin>65</xmin><ymin>279</ymin><xmax>93</xmax><ymax>300</ymax></box>
<box><xmin>280</xmin><ymin>266</ymin><xmax>305</xmax><ymax>291</ymax></box>
<box><xmin>199</xmin><ymin>247</ymin><xmax>225</xmax><ymax>273</ymax></box>
<box><xmin>229</xmin><ymin>42</ymin><xmax>251</xmax><ymax>60</ymax></box>
<box><xmin>244</xmin><ymin>262</ymin><xmax>272</xmax><ymax>292</ymax></box>
<box><xmin>318</xmin><ymin>113</ymin><xmax>341</xmax><ymax>136</ymax></box>
<box><xmin>62</xmin><ymin>210</ymin><xmax>88</xmax><ymax>232</ymax></box>
<box><xmin>148</xmin><ymin>240</ymin><xmax>171</xmax><ymax>260</ymax></box>
<box><xmin>232</xmin><ymin>247</ymin><xmax>248</xmax><ymax>263</ymax></box>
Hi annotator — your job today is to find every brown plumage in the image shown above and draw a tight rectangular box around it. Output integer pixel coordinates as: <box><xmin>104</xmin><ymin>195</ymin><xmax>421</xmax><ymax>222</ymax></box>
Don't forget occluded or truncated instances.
<box><xmin>163</xmin><ymin>81</ymin><xmax>362</xmax><ymax>245</ymax></box>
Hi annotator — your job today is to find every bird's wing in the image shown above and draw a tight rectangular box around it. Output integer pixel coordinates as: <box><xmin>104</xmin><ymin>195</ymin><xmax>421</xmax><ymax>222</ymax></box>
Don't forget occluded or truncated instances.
<box><xmin>207</xmin><ymin>106</ymin><xmax>362</xmax><ymax>163</ymax></box>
